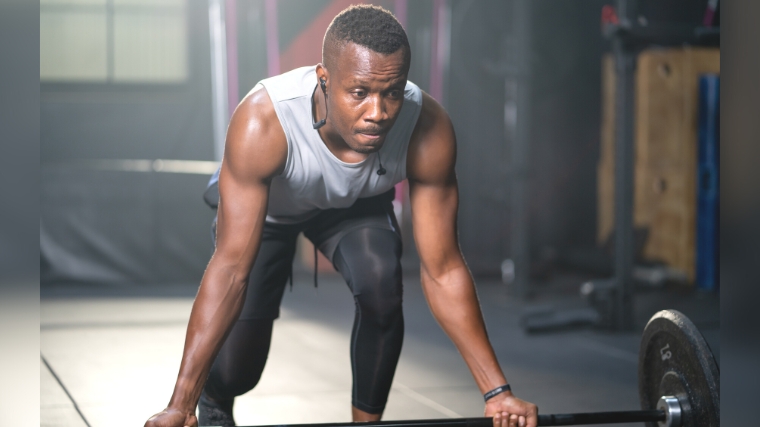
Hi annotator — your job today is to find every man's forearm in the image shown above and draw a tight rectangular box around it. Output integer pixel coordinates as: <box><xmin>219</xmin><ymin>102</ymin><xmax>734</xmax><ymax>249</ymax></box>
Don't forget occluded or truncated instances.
<box><xmin>421</xmin><ymin>263</ymin><xmax>508</xmax><ymax>394</ymax></box>
<box><xmin>167</xmin><ymin>263</ymin><xmax>249</xmax><ymax>412</ymax></box>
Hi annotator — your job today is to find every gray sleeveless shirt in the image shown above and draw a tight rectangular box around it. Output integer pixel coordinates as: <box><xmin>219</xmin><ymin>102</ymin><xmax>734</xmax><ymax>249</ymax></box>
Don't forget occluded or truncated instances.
<box><xmin>258</xmin><ymin>66</ymin><xmax>423</xmax><ymax>224</ymax></box>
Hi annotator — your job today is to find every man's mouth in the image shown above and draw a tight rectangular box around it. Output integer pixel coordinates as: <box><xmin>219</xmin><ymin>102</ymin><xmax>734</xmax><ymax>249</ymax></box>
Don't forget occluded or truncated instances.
<box><xmin>356</xmin><ymin>129</ymin><xmax>387</xmax><ymax>139</ymax></box>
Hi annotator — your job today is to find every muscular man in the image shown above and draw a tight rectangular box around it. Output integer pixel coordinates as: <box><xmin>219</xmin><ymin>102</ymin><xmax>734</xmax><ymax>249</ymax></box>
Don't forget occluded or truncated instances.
<box><xmin>145</xmin><ymin>5</ymin><xmax>537</xmax><ymax>427</ymax></box>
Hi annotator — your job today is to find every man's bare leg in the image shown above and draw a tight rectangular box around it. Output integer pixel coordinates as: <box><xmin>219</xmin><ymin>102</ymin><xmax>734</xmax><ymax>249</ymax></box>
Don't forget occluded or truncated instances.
<box><xmin>352</xmin><ymin>406</ymin><xmax>382</xmax><ymax>422</ymax></box>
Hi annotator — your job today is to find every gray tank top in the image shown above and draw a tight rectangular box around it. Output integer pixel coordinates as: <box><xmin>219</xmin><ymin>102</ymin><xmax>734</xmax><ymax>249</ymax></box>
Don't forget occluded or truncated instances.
<box><xmin>258</xmin><ymin>66</ymin><xmax>423</xmax><ymax>224</ymax></box>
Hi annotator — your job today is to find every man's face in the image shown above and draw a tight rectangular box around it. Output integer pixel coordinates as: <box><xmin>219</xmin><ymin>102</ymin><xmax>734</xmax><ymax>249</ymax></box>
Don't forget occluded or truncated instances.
<box><xmin>322</xmin><ymin>43</ymin><xmax>409</xmax><ymax>154</ymax></box>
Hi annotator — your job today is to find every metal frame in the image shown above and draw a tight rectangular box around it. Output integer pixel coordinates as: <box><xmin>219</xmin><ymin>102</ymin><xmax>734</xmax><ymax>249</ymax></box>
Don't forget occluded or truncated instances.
<box><xmin>510</xmin><ymin>0</ymin><xmax>532</xmax><ymax>298</ymax></box>
<box><xmin>208</xmin><ymin>0</ymin><xmax>229</xmax><ymax>162</ymax></box>
<box><xmin>610</xmin><ymin>0</ymin><xmax>637</xmax><ymax>330</ymax></box>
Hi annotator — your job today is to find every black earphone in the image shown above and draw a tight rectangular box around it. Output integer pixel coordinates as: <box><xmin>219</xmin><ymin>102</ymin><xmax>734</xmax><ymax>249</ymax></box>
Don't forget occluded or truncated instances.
<box><xmin>376</xmin><ymin>155</ymin><xmax>386</xmax><ymax>176</ymax></box>
<box><xmin>311</xmin><ymin>76</ymin><xmax>386</xmax><ymax>176</ymax></box>
<box><xmin>311</xmin><ymin>78</ymin><xmax>328</xmax><ymax>130</ymax></box>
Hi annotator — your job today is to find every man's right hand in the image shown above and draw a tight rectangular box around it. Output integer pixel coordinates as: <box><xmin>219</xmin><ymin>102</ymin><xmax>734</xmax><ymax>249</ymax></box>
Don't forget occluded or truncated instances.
<box><xmin>144</xmin><ymin>407</ymin><xmax>197</xmax><ymax>427</ymax></box>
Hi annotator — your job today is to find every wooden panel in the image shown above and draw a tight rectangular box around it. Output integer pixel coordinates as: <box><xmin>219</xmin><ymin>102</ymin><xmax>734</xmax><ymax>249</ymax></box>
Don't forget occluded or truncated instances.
<box><xmin>635</xmin><ymin>48</ymin><xmax>719</xmax><ymax>282</ymax></box>
<box><xmin>597</xmin><ymin>48</ymin><xmax>719</xmax><ymax>283</ymax></box>
<box><xmin>639</xmin><ymin>168</ymin><xmax>693</xmax><ymax>270</ymax></box>
<box><xmin>597</xmin><ymin>55</ymin><xmax>615</xmax><ymax>244</ymax></box>
<box><xmin>597</xmin><ymin>162</ymin><xmax>615</xmax><ymax>246</ymax></box>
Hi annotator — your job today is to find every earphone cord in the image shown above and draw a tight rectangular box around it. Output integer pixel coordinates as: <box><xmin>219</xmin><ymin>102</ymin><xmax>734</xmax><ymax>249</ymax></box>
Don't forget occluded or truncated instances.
<box><xmin>311</xmin><ymin>82</ymin><xmax>328</xmax><ymax>129</ymax></box>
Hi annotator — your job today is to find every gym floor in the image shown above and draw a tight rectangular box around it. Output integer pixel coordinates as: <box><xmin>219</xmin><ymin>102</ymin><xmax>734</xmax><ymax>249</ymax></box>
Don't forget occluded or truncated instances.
<box><xmin>40</xmin><ymin>272</ymin><xmax>719</xmax><ymax>427</ymax></box>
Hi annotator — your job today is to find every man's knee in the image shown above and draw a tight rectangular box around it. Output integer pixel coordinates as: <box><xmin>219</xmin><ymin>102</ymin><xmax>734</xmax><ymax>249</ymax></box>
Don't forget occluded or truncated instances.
<box><xmin>353</xmin><ymin>258</ymin><xmax>403</xmax><ymax>321</ymax></box>
<box><xmin>334</xmin><ymin>228</ymin><xmax>404</xmax><ymax>326</ymax></box>
<box><xmin>204</xmin><ymin>319</ymin><xmax>273</xmax><ymax>399</ymax></box>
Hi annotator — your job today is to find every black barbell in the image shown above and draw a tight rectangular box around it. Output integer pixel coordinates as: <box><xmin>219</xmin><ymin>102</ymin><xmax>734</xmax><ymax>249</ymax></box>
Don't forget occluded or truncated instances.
<box><xmin>229</xmin><ymin>310</ymin><xmax>718</xmax><ymax>427</ymax></box>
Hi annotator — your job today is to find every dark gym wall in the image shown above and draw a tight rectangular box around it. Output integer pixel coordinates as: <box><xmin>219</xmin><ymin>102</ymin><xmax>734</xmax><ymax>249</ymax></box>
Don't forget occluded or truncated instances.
<box><xmin>448</xmin><ymin>0</ymin><xmax>611</xmax><ymax>277</ymax></box>
<box><xmin>528</xmin><ymin>0</ymin><xmax>611</xmax><ymax>265</ymax></box>
<box><xmin>41</xmin><ymin>0</ymin><xmax>216</xmax><ymax>284</ymax></box>
<box><xmin>447</xmin><ymin>0</ymin><xmax>513</xmax><ymax>276</ymax></box>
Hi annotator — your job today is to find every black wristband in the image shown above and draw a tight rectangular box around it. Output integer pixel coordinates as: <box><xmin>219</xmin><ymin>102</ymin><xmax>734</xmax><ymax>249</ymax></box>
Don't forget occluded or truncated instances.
<box><xmin>484</xmin><ymin>384</ymin><xmax>511</xmax><ymax>402</ymax></box>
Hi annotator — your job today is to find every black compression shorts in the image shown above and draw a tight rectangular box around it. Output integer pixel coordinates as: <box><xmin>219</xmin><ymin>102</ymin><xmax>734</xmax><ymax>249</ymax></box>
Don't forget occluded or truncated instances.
<box><xmin>211</xmin><ymin>188</ymin><xmax>400</xmax><ymax>320</ymax></box>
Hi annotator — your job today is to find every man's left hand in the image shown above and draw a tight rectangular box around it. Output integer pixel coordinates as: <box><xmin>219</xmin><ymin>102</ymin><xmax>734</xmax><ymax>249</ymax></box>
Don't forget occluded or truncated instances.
<box><xmin>485</xmin><ymin>393</ymin><xmax>538</xmax><ymax>427</ymax></box>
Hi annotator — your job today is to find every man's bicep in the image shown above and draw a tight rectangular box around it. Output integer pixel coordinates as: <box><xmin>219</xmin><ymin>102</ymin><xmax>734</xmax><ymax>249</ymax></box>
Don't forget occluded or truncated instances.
<box><xmin>408</xmin><ymin>92</ymin><xmax>463</xmax><ymax>276</ymax></box>
<box><xmin>213</xmin><ymin>166</ymin><xmax>270</xmax><ymax>272</ymax></box>
<box><xmin>211</xmin><ymin>87</ymin><xmax>286</xmax><ymax>274</ymax></box>
<box><xmin>410</xmin><ymin>189</ymin><xmax>461</xmax><ymax>279</ymax></box>
<box><xmin>409</xmin><ymin>176</ymin><xmax>462</xmax><ymax>279</ymax></box>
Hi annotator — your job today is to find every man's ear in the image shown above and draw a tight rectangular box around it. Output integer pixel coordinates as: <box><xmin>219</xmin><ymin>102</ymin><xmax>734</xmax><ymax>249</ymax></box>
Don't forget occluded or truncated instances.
<box><xmin>315</xmin><ymin>64</ymin><xmax>329</xmax><ymax>88</ymax></box>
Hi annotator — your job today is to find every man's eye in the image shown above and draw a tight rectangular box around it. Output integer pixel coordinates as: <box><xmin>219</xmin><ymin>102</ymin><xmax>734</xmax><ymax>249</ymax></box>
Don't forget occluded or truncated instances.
<box><xmin>388</xmin><ymin>90</ymin><xmax>402</xmax><ymax>98</ymax></box>
<box><xmin>353</xmin><ymin>90</ymin><xmax>367</xmax><ymax>98</ymax></box>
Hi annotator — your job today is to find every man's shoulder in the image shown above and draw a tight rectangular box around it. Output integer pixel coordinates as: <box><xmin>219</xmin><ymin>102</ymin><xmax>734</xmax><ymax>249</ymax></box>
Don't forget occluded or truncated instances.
<box><xmin>259</xmin><ymin>66</ymin><xmax>317</xmax><ymax>103</ymax></box>
<box><xmin>406</xmin><ymin>91</ymin><xmax>457</xmax><ymax>181</ymax></box>
<box><xmin>225</xmin><ymin>86</ymin><xmax>288</xmax><ymax>178</ymax></box>
<box><xmin>410</xmin><ymin>91</ymin><xmax>453</xmax><ymax>143</ymax></box>
<box><xmin>238</xmin><ymin>86</ymin><xmax>278</xmax><ymax>122</ymax></box>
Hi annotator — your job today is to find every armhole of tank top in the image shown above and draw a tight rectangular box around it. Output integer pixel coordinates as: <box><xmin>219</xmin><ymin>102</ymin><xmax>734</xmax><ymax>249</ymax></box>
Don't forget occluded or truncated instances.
<box><xmin>259</xmin><ymin>82</ymin><xmax>294</xmax><ymax>179</ymax></box>
<box><xmin>280</xmin><ymin>118</ymin><xmax>294</xmax><ymax>179</ymax></box>
<box><xmin>401</xmin><ymin>85</ymin><xmax>424</xmax><ymax>181</ymax></box>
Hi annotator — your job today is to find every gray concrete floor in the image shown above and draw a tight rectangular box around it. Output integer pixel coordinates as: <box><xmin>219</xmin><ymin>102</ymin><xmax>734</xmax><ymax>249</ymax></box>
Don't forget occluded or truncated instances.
<box><xmin>41</xmin><ymin>272</ymin><xmax>719</xmax><ymax>427</ymax></box>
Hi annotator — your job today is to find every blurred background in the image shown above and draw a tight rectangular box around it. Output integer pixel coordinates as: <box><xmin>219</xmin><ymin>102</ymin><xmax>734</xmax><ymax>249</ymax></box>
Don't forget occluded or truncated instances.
<box><xmin>39</xmin><ymin>0</ymin><xmax>721</xmax><ymax>289</ymax></box>
<box><xmin>37</xmin><ymin>1</ymin><xmax>724</xmax><ymax>427</ymax></box>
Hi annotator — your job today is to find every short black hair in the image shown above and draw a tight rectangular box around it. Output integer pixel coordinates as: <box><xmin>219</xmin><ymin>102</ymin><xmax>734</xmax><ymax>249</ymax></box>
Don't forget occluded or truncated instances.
<box><xmin>323</xmin><ymin>4</ymin><xmax>411</xmax><ymax>68</ymax></box>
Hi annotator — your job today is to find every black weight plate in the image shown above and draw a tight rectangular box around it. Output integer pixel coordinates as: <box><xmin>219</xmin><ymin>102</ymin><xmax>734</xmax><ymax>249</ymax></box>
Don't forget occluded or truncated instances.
<box><xmin>638</xmin><ymin>310</ymin><xmax>719</xmax><ymax>427</ymax></box>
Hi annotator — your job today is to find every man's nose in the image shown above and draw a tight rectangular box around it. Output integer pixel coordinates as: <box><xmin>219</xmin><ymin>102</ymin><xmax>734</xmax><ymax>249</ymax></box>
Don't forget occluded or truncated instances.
<box><xmin>364</xmin><ymin>95</ymin><xmax>388</xmax><ymax>122</ymax></box>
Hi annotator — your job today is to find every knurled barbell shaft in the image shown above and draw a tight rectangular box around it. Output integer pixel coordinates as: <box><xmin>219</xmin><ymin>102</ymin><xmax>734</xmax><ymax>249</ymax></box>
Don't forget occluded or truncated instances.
<box><xmin>537</xmin><ymin>409</ymin><xmax>665</xmax><ymax>425</ymax></box>
<box><xmin>235</xmin><ymin>409</ymin><xmax>665</xmax><ymax>427</ymax></box>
